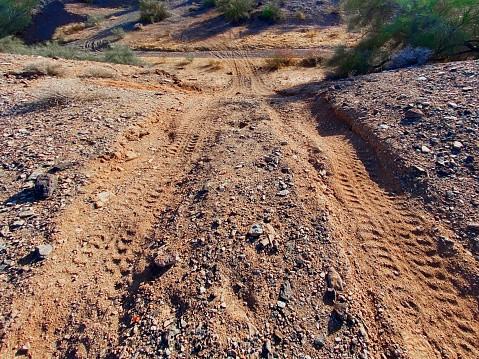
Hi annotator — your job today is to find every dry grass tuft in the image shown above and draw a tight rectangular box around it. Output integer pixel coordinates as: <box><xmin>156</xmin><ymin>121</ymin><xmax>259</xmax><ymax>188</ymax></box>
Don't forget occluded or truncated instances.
<box><xmin>265</xmin><ymin>49</ymin><xmax>296</xmax><ymax>70</ymax></box>
<box><xmin>208</xmin><ymin>58</ymin><xmax>222</xmax><ymax>70</ymax></box>
<box><xmin>32</xmin><ymin>80</ymin><xmax>109</xmax><ymax>108</ymax></box>
<box><xmin>22</xmin><ymin>60</ymin><xmax>69</xmax><ymax>77</ymax></box>
<box><xmin>80</xmin><ymin>66</ymin><xmax>117</xmax><ymax>78</ymax></box>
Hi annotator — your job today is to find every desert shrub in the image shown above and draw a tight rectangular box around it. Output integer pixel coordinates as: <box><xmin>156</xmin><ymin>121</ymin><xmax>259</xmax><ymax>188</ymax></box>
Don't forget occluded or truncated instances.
<box><xmin>0</xmin><ymin>0</ymin><xmax>36</xmax><ymax>38</ymax></box>
<box><xmin>0</xmin><ymin>36</ymin><xmax>28</xmax><ymax>54</ymax></box>
<box><xmin>327</xmin><ymin>0</ymin><xmax>479</xmax><ymax>77</ymax></box>
<box><xmin>215</xmin><ymin>0</ymin><xmax>254</xmax><ymax>22</ymax></box>
<box><xmin>80</xmin><ymin>66</ymin><xmax>117</xmax><ymax>78</ymax></box>
<box><xmin>208</xmin><ymin>58</ymin><xmax>222</xmax><ymax>69</ymax></box>
<box><xmin>30</xmin><ymin>42</ymin><xmax>96</xmax><ymax>61</ymax></box>
<box><xmin>22</xmin><ymin>60</ymin><xmax>69</xmax><ymax>77</ymax></box>
<box><xmin>32</xmin><ymin>80</ymin><xmax>90</xmax><ymax>107</ymax></box>
<box><xmin>63</xmin><ymin>23</ymin><xmax>85</xmax><ymax>35</ymax></box>
<box><xmin>203</xmin><ymin>0</ymin><xmax>216</xmax><ymax>7</ymax></box>
<box><xmin>111</xmin><ymin>28</ymin><xmax>126</xmax><ymax>40</ymax></box>
<box><xmin>324</xmin><ymin>45</ymin><xmax>371</xmax><ymax>78</ymax></box>
<box><xmin>262</xmin><ymin>1</ymin><xmax>281</xmax><ymax>21</ymax></box>
<box><xmin>299</xmin><ymin>50</ymin><xmax>323</xmax><ymax>67</ymax></box>
<box><xmin>265</xmin><ymin>49</ymin><xmax>295</xmax><ymax>70</ymax></box>
<box><xmin>103</xmin><ymin>45</ymin><xmax>143</xmax><ymax>65</ymax></box>
<box><xmin>85</xmin><ymin>14</ymin><xmax>105</xmax><ymax>27</ymax></box>
<box><xmin>293</xmin><ymin>9</ymin><xmax>306</xmax><ymax>20</ymax></box>
<box><xmin>139</xmin><ymin>0</ymin><xmax>170</xmax><ymax>23</ymax></box>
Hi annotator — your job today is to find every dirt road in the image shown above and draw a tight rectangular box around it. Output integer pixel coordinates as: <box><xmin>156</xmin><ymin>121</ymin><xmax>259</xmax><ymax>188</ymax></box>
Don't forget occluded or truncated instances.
<box><xmin>1</xmin><ymin>55</ymin><xmax>478</xmax><ymax>359</ymax></box>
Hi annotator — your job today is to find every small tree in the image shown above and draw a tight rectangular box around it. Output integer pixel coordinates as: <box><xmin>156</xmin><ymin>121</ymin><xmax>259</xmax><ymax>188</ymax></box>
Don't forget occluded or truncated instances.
<box><xmin>262</xmin><ymin>1</ymin><xmax>281</xmax><ymax>21</ymax></box>
<box><xmin>0</xmin><ymin>0</ymin><xmax>37</xmax><ymax>38</ymax></box>
<box><xmin>327</xmin><ymin>0</ymin><xmax>479</xmax><ymax>77</ymax></box>
<box><xmin>215</xmin><ymin>0</ymin><xmax>255</xmax><ymax>22</ymax></box>
<box><xmin>140</xmin><ymin>0</ymin><xmax>170</xmax><ymax>23</ymax></box>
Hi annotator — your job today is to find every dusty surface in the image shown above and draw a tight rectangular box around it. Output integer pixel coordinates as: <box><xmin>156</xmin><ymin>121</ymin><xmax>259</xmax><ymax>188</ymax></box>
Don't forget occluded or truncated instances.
<box><xmin>0</xmin><ymin>1</ymin><xmax>478</xmax><ymax>358</ymax></box>
<box><xmin>1</xmin><ymin>47</ymin><xmax>479</xmax><ymax>359</ymax></box>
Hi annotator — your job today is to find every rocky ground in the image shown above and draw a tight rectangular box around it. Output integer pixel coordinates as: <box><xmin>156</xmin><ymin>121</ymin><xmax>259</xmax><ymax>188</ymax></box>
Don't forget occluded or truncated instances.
<box><xmin>0</xmin><ymin>50</ymin><xmax>478</xmax><ymax>359</ymax></box>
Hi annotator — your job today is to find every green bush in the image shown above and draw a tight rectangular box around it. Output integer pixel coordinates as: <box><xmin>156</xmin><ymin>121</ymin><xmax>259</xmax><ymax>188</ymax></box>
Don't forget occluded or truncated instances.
<box><xmin>111</xmin><ymin>28</ymin><xmax>126</xmax><ymax>40</ymax></box>
<box><xmin>203</xmin><ymin>0</ymin><xmax>216</xmax><ymax>7</ymax></box>
<box><xmin>215</xmin><ymin>0</ymin><xmax>254</xmax><ymax>22</ymax></box>
<box><xmin>327</xmin><ymin>0</ymin><xmax>479</xmax><ymax>77</ymax></box>
<box><xmin>262</xmin><ymin>1</ymin><xmax>281</xmax><ymax>21</ymax></box>
<box><xmin>139</xmin><ymin>0</ymin><xmax>170</xmax><ymax>23</ymax></box>
<box><xmin>85</xmin><ymin>14</ymin><xmax>105</xmax><ymax>27</ymax></box>
<box><xmin>103</xmin><ymin>45</ymin><xmax>144</xmax><ymax>65</ymax></box>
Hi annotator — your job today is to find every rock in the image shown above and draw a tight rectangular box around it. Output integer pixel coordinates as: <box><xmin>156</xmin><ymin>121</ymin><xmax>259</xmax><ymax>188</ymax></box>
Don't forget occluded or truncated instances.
<box><xmin>35</xmin><ymin>244</ymin><xmax>53</xmax><ymax>260</ymax></box>
<box><xmin>18</xmin><ymin>210</ymin><xmax>34</xmax><ymax>218</ymax></box>
<box><xmin>34</xmin><ymin>174</ymin><xmax>58</xmax><ymax>198</ymax></box>
<box><xmin>124</xmin><ymin>150</ymin><xmax>138</xmax><ymax>161</ymax></box>
<box><xmin>273</xmin><ymin>329</ymin><xmax>283</xmax><ymax>342</ymax></box>
<box><xmin>27</xmin><ymin>168</ymin><xmax>44</xmax><ymax>181</ymax></box>
<box><xmin>452</xmin><ymin>141</ymin><xmax>463</xmax><ymax>150</ymax></box>
<box><xmin>248</xmin><ymin>223</ymin><xmax>263</xmax><ymax>237</ymax></box>
<box><xmin>279</xmin><ymin>280</ymin><xmax>292</xmax><ymax>302</ymax></box>
<box><xmin>154</xmin><ymin>252</ymin><xmax>179</xmax><ymax>268</ymax></box>
<box><xmin>421</xmin><ymin>145</ymin><xmax>430</xmax><ymax>153</ymax></box>
<box><xmin>327</xmin><ymin>267</ymin><xmax>343</xmax><ymax>291</ymax></box>
<box><xmin>264</xmin><ymin>339</ymin><xmax>272</xmax><ymax>354</ymax></box>
<box><xmin>314</xmin><ymin>333</ymin><xmax>326</xmax><ymax>348</ymax></box>
<box><xmin>405</xmin><ymin>108</ymin><xmax>424</xmax><ymax>118</ymax></box>
<box><xmin>277</xmin><ymin>189</ymin><xmax>290</xmax><ymax>197</ymax></box>
<box><xmin>12</xmin><ymin>220</ymin><xmax>25</xmax><ymax>228</ymax></box>
<box><xmin>276</xmin><ymin>300</ymin><xmax>286</xmax><ymax>309</ymax></box>
<box><xmin>0</xmin><ymin>226</ymin><xmax>10</xmax><ymax>237</ymax></box>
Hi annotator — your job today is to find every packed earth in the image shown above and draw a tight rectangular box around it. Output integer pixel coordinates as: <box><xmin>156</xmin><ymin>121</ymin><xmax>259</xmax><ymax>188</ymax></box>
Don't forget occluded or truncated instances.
<box><xmin>1</xmin><ymin>1</ymin><xmax>479</xmax><ymax>359</ymax></box>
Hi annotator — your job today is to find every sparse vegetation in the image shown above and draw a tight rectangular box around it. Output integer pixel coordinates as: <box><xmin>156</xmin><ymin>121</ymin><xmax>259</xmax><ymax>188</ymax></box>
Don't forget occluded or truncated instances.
<box><xmin>262</xmin><ymin>1</ymin><xmax>282</xmax><ymax>21</ymax></box>
<box><xmin>85</xmin><ymin>14</ymin><xmax>105</xmax><ymax>27</ymax></box>
<box><xmin>299</xmin><ymin>50</ymin><xmax>323</xmax><ymax>67</ymax></box>
<box><xmin>63</xmin><ymin>23</ymin><xmax>85</xmax><ymax>35</ymax></box>
<box><xmin>203</xmin><ymin>0</ymin><xmax>216</xmax><ymax>7</ymax></box>
<box><xmin>80</xmin><ymin>66</ymin><xmax>117</xmax><ymax>78</ymax></box>
<box><xmin>103</xmin><ymin>45</ymin><xmax>144</xmax><ymax>65</ymax></box>
<box><xmin>215</xmin><ymin>0</ymin><xmax>255</xmax><ymax>22</ymax></box>
<box><xmin>328</xmin><ymin>0</ymin><xmax>479</xmax><ymax>77</ymax></box>
<box><xmin>139</xmin><ymin>0</ymin><xmax>170</xmax><ymax>23</ymax></box>
<box><xmin>0</xmin><ymin>36</ymin><xmax>28</xmax><ymax>54</ymax></box>
<box><xmin>208</xmin><ymin>58</ymin><xmax>222</xmax><ymax>69</ymax></box>
<box><xmin>265</xmin><ymin>49</ymin><xmax>296</xmax><ymax>70</ymax></box>
<box><xmin>32</xmin><ymin>80</ymin><xmax>108</xmax><ymax>108</ymax></box>
<box><xmin>22</xmin><ymin>60</ymin><xmax>69</xmax><ymax>77</ymax></box>
<box><xmin>111</xmin><ymin>28</ymin><xmax>126</xmax><ymax>40</ymax></box>
<box><xmin>293</xmin><ymin>8</ymin><xmax>306</xmax><ymax>20</ymax></box>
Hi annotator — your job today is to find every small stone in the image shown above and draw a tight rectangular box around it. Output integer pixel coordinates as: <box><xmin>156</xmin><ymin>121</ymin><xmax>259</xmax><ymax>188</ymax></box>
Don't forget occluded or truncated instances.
<box><xmin>452</xmin><ymin>141</ymin><xmax>463</xmax><ymax>150</ymax></box>
<box><xmin>35</xmin><ymin>244</ymin><xmax>53</xmax><ymax>260</ymax></box>
<box><xmin>27</xmin><ymin>168</ymin><xmax>43</xmax><ymax>181</ymax></box>
<box><xmin>405</xmin><ymin>108</ymin><xmax>424</xmax><ymax>118</ymax></box>
<box><xmin>12</xmin><ymin>220</ymin><xmax>25</xmax><ymax>228</ymax></box>
<box><xmin>273</xmin><ymin>329</ymin><xmax>283</xmax><ymax>341</ymax></box>
<box><xmin>421</xmin><ymin>145</ymin><xmax>430</xmax><ymax>153</ymax></box>
<box><xmin>248</xmin><ymin>223</ymin><xmax>263</xmax><ymax>237</ymax></box>
<box><xmin>447</xmin><ymin>102</ymin><xmax>458</xmax><ymax>108</ymax></box>
<box><xmin>18</xmin><ymin>210</ymin><xmax>34</xmax><ymax>218</ymax></box>
<box><xmin>124</xmin><ymin>150</ymin><xmax>138</xmax><ymax>161</ymax></box>
<box><xmin>264</xmin><ymin>339</ymin><xmax>272</xmax><ymax>353</ymax></box>
<box><xmin>277</xmin><ymin>189</ymin><xmax>290</xmax><ymax>197</ymax></box>
<box><xmin>154</xmin><ymin>252</ymin><xmax>179</xmax><ymax>268</ymax></box>
<box><xmin>279</xmin><ymin>280</ymin><xmax>292</xmax><ymax>302</ymax></box>
<box><xmin>276</xmin><ymin>300</ymin><xmax>286</xmax><ymax>308</ymax></box>
<box><xmin>314</xmin><ymin>333</ymin><xmax>326</xmax><ymax>348</ymax></box>
<box><xmin>416</xmin><ymin>76</ymin><xmax>427</xmax><ymax>81</ymax></box>
<box><xmin>34</xmin><ymin>174</ymin><xmax>58</xmax><ymax>198</ymax></box>
<box><xmin>462</xmin><ymin>87</ymin><xmax>474</xmax><ymax>92</ymax></box>
<box><xmin>327</xmin><ymin>267</ymin><xmax>343</xmax><ymax>291</ymax></box>
<box><xmin>51</xmin><ymin>162</ymin><xmax>73</xmax><ymax>172</ymax></box>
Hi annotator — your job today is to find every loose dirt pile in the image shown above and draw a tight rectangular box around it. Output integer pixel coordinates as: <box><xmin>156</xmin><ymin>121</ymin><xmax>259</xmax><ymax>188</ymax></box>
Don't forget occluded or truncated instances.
<box><xmin>0</xmin><ymin>41</ymin><xmax>478</xmax><ymax>359</ymax></box>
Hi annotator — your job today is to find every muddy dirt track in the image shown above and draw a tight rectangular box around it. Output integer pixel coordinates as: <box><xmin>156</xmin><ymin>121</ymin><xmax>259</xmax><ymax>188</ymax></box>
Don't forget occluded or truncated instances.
<box><xmin>1</xmin><ymin>54</ymin><xmax>479</xmax><ymax>359</ymax></box>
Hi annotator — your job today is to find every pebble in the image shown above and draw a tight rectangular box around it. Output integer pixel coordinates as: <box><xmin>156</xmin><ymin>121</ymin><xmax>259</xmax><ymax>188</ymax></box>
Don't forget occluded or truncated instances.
<box><xmin>35</xmin><ymin>244</ymin><xmax>53</xmax><ymax>260</ymax></box>
<box><xmin>34</xmin><ymin>174</ymin><xmax>58</xmax><ymax>198</ymax></box>
<box><xmin>18</xmin><ymin>210</ymin><xmax>35</xmax><ymax>218</ymax></box>
<box><xmin>27</xmin><ymin>168</ymin><xmax>44</xmax><ymax>181</ymax></box>
<box><xmin>154</xmin><ymin>252</ymin><xmax>179</xmax><ymax>268</ymax></box>
<box><xmin>314</xmin><ymin>333</ymin><xmax>326</xmax><ymax>348</ymax></box>
<box><xmin>279</xmin><ymin>280</ymin><xmax>292</xmax><ymax>302</ymax></box>
<box><xmin>248</xmin><ymin>223</ymin><xmax>263</xmax><ymax>237</ymax></box>
<box><xmin>452</xmin><ymin>141</ymin><xmax>463</xmax><ymax>150</ymax></box>
<box><xmin>327</xmin><ymin>267</ymin><xmax>344</xmax><ymax>291</ymax></box>
<box><xmin>12</xmin><ymin>220</ymin><xmax>25</xmax><ymax>228</ymax></box>
<box><xmin>277</xmin><ymin>189</ymin><xmax>290</xmax><ymax>197</ymax></box>
<box><xmin>405</xmin><ymin>108</ymin><xmax>424</xmax><ymax>118</ymax></box>
<box><xmin>276</xmin><ymin>300</ymin><xmax>286</xmax><ymax>308</ymax></box>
